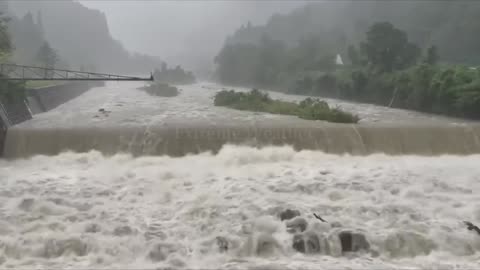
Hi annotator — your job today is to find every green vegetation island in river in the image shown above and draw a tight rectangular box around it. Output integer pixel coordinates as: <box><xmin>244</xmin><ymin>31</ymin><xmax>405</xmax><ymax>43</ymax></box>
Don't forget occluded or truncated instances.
<box><xmin>139</xmin><ymin>82</ymin><xmax>179</xmax><ymax>97</ymax></box>
<box><xmin>214</xmin><ymin>89</ymin><xmax>359</xmax><ymax>123</ymax></box>
<box><xmin>216</xmin><ymin>20</ymin><xmax>480</xmax><ymax>120</ymax></box>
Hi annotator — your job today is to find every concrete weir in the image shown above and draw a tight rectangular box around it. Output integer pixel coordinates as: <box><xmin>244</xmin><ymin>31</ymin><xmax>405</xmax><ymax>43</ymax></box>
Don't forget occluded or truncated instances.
<box><xmin>3</xmin><ymin>123</ymin><xmax>480</xmax><ymax>158</ymax></box>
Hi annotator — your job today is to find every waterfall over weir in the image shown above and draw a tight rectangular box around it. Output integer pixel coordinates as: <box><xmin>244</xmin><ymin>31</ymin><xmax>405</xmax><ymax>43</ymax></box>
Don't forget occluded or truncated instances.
<box><xmin>4</xmin><ymin>123</ymin><xmax>480</xmax><ymax>158</ymax></box>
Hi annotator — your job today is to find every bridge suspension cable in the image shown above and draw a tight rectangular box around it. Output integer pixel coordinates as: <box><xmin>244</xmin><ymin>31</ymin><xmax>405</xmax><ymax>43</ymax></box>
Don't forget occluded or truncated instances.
<box><xmin>0</xmin><ymin>63</ymin><xmax>153</xmax><ymax>81</ymax></box>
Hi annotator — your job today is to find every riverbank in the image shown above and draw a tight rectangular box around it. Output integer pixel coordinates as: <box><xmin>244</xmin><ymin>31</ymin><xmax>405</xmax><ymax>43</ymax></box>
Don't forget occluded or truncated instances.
<box><xmin>287</xmin><ymin>65</ymin><xmax>480</xmax><ymax>121</ymax></box>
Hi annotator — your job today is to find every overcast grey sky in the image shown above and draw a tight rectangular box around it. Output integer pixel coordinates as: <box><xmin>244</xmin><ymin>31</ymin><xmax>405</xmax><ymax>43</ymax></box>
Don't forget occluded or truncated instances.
<box><xmin>80</xmin><ymin>0</ymin><xmax>304</xmax><ymax>69</ymax></box>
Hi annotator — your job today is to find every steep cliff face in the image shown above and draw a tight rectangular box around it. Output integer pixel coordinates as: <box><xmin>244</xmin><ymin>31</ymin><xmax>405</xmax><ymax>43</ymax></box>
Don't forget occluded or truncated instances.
<box><xmin>9</xmin><ymin>0</ymin><xmax>161</xmax><ymax>73</ymax></box>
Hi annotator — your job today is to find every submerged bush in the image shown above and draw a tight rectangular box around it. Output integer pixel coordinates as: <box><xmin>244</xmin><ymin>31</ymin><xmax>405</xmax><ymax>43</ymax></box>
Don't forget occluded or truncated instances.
<box><xmin>139</xmin><ymin>82</ymin><xmax>179</xmax><ymax>97</ymax></box>
<box><xmin>214</xmin><ymin>89</ymin><xmax>359</xmax><ymax>123</ymax></box>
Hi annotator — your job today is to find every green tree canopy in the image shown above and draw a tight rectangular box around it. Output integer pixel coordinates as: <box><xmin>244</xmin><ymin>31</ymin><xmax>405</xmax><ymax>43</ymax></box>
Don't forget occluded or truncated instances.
<box><xmin>0</xmin><ymin>12</ymin><xmax>25</xmax><ymax>103</ymax></box>
<box><xmin>347</xmin><ymin>45</ymin><xmax>360</xmax><ymax>66</ymax></box>
<box><xmin>425</xmin><ymin>45</ymin><xmax>439</xmax><ymax>65</ymax></box>
<box><xmin>361</xmin><ymin>22</ymin><xmax>420</xmax><ymax>72</ymax></box>
<box><xmin>0</xmin><ymin>12</ymin><xmax>11</xmax><ymax>60</ymax></box>
<box><xmin>36</xmin><ymin>41</ymin><xmax>58</xmax><ymax>68</ymax></box>
<box><xmin>153</xmin><ymin>63</ymin><xmax>196</xmax><ymax>85</ymax></box>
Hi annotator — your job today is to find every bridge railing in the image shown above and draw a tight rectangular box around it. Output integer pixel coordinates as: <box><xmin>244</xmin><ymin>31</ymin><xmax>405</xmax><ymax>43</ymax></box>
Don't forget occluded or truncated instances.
<box><xmin>0</xmin><ymin>63</ymin><xmax>154</xmax><ymax>81</ymax></box>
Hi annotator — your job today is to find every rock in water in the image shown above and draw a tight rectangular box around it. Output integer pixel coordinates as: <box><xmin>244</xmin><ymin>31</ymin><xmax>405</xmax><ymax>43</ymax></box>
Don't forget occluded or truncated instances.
<box><xmin>279</xmin><ymin>209</ymin><xmax>301</xmax><ymax>221</ymax></box>
<box><xmin>286</xmin><ymin>217</ymin><xmax>308</xmax><ymax>233</ymax></box>
<box><xmin>292</xmin><ymin>234</ymin><xmax>305</xmax><ymax>253</ymax></box>
<box><xmin>148</xmin><ymin>243</ymin><xmax>167</xmax><ymax>262</ymax></box>
<box><xmin>292</xmin><ymin>232</ymin><xmax>324</xmax><ymax>254</ymax></box>
<box><xmin>216</xmin><ymin>236</ymin><xmax>229</xmax><ymax>253</ymax></box>
<box><xmin>338</xmin><ymin>231</ymin><xmax>370</xmax><ymax>253</ymax></box>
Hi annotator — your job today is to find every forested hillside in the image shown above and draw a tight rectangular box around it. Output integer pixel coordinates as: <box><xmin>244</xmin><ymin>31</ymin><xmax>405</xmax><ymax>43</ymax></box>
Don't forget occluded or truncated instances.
<box><xmin>224</xmin><ymin>1</ymin><xmax>480</xmax><ymax>65</ymax></box>
<box><xmin>0</xmin><ymin>6</ymin><xmax>25</xmax><ymax>103</ymax></box>
<box><xmin>8</xmin><ymin>0</ymin><xmax>163</xmax><ymax>73</ymax></box>
<box><xmin>216</xmin><ymin>1</ymin><xmax>480</xmax><ymax>119</ymax></box>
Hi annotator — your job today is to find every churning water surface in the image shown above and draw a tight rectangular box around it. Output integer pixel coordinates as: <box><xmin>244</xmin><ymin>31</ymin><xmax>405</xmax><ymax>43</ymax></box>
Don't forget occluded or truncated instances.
<box><xmin>16</xmin><ymin>81</ymin><xmax>472</xmax><ymax>129</ymax></box>
<box><xmin>1</xmin><ymin>82</ymin><xmax>480</xmax><ymax>269</ymax></box>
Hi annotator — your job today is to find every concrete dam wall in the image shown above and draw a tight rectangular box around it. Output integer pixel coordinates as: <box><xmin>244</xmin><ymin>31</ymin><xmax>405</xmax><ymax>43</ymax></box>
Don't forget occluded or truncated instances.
<box><xmin>4</xmin><ymin>123</ymin><xmax>480</xmax><ymax>158</ymax></box>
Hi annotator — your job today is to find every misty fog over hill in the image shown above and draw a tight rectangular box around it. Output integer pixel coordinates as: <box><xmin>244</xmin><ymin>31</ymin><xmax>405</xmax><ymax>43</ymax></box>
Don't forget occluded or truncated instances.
<box><xmin>6</xmin><ymin>0</ymin><xmax>303</xmax><ymax>77</ymax></box>
<box><xmin>79</xmin><ymin>0</ymin><xmax>304</xmax><ymax>77</ymax></box>
<box><xmin>8</xmin><ymin>0</ymin><xmax>164</xmax><ymax>74</ymax></box>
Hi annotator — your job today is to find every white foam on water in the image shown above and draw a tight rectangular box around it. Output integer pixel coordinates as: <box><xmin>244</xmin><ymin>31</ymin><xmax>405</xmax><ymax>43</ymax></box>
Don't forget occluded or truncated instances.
<box><xmin>1</xmin><ymin>145</ymin><xmax>480</xmax><ymax>269</ymax></box>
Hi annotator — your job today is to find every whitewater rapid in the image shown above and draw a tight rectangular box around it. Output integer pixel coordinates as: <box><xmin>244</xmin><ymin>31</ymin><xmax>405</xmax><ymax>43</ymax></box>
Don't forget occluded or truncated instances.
<box><xmin>1</xmin><ymin>146</ymin><xmax>480</xmax><ymax>268</ymax></box>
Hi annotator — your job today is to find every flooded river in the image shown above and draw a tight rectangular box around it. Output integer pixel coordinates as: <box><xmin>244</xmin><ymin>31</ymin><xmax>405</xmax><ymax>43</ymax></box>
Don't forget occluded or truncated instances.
<box><xmin>1</xmin><ymin>82</ymin><xmax>479</xmax><ymax>269</ymax></box>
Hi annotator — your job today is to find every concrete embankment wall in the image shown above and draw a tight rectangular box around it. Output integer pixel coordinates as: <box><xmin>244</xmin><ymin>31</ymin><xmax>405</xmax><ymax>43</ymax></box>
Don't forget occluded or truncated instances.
<box><xmin>0</xmin><ymin>99</ymin><xmax>33</xmax><ymax>125</ymax></box>
<box><xmin>0</xmin><ymin>81</ymin><xmax>104</xmax><ymax>156</ymax></box>
<box><xmin>0</xmin><ymin>81</ymin><xmax>104</xmax><ymax>126</ymax></box>
<box><xmin>27</xmin><ymin>81</ymin><xmax>104</xmax><ymax>113</ymax></box>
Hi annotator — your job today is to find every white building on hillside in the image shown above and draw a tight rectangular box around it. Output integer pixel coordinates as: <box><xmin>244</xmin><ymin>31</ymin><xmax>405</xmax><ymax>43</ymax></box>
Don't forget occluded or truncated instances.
<box><xmin>336</xmin><ymin>54</ymin><xmax>344</xmax><ymax>65</ymax></box>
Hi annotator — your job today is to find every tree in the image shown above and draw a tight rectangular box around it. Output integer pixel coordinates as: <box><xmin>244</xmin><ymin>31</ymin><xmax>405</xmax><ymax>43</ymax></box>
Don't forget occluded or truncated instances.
<box><xmin>0</xmin><ymin>12</ymin><xmax>26</xmax><ymax>103</ymax></box>
<box><xmin>287</xmin><ymin>35</ymin><xmax>335</xmax><ymax>72</ymax></box>
<box><xmin>36</xmin><ymin>41</ymin><xmax>58</xmax><ymax>68</ymax></box>
<box><xmin>0</xmin><ymin>12</ymin><xmax>11</xmax><ymax>60</ymax></box>
<box><xmin>215</xmin><ymin>43</ymin><xmax>260</xmax><ymax>85</ymax></box>
<box><xmin>425</xmin><ymin>45</ymin><xmax>439</xmax><ymax>65</ymax></box>
<box><xmin>347</xmin><ymin>45</ymin><xmax>360</xmax><ymax>66</ymax></box>
<box><xmin>361</xmin><ymin>22</ymin><xmax>420</xmax><ymax>72</ymax></box>
<box><xmin>315</xmin><ymin>54</ymin><xmax>336</xmax><ymax>72</ymax></box>
<box><xmin>254</xmin><ymin>34</ymin><xmax>287</xmax><ymax>86</ymax></box>
<box><xmin>153</xmin><ymin>63</ymin><xmax>196</xmax><ymax>85</ymax></box>
<box><xmin>36</xmin><ymin>41</ymin><xmax>59</xmax><ymax>78</ymax></box>
<box><xmin>36</xmin><ymin>10</ymin><xmax>44</xmax><ymax>37</ymax></box>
